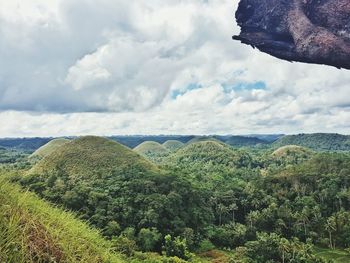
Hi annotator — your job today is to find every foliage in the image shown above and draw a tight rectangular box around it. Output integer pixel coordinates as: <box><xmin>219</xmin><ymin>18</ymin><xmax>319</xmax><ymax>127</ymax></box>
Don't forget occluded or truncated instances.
<box><xmin>163</xmin><ymin>234</ymin><xmax>191</xmax><ymax>260</ymax></box>
<box><xmin>0</xmin><ymin>178</ymin><xmax>123</xmax><ymax>263</ymax></box>
<box><xmin>5</xmin><ymin>135</ymin><xmax>350</xmax><ymax>262</ymax></box>
<box><xmin>273</xmin><ymin>133</ymin><xmax>350</xmax><ymax>151</ymax></box>
<box><xmin>30</xmin><ymin>138</ymin><xmax>70</xmax><ymax>159</ymax></box>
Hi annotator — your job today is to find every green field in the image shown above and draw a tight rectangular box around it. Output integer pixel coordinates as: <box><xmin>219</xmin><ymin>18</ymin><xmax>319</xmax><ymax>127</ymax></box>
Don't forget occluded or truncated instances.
<box><xmin>315</xmin><ymin>247</ymin><xmax>350</xmax><ymax>263</ymax></box>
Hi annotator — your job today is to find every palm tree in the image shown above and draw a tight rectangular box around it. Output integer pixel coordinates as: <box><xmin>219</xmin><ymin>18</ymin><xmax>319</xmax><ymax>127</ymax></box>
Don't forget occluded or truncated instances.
<box><xmin>217</xmin><ymin>204</ymin><xmax>229</xmax><ymax>225</ymax></box>
<box><xmin>325</xmin><ymin>216</ymin><xmax>336</xmax><ymax>249</ymax></box>
<box><xmin>278</xmin><ymin>238</ymin><xmax>290</xmax><ymax>263</ymax></box>
<box><xmin>229</xmin><ymin>203</ymin><xmax>238</xmax><ymax>223</ymax></box>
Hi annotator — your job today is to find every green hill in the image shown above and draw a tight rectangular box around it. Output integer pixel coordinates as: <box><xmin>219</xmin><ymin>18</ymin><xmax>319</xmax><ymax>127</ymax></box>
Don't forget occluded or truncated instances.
<box><xmin>21</xmin><ymin>136</ymin><xmax>209</xmax><ymax>247</ymax></box>
<box><xmin>30</xmin><ymin>138</ymin><xmax>70</xmax><ymax>159</ymax></box>
<box><xmin>186</xmin><ymin>136</ymin><xmax>222</xmax><ymax>145</ymax></box>
<box><xmin>165</xmin><ymin>141</ymin><xmax>254</xmax><ymax>176</ymax></box>
<box><xmin>134</xmin><ymin>141</ymin><xmax>169</xmax><ymax>156</ymax></box>
<box><xmin>29</xmin><ymin>136</ymin><xmax>158</xmax><ymax>177</ymax></box>
<box><xmin>0</xmin><ymin>177</ymin><xmax>123</xmax><ymax>263</ymax></box>
<box><xmin>273</xmin><ymin>133</ymin><xmax>350</xmax><ymax>151</ymax></box>
<box><xmin>272</xmin><ymin>145</ymin><xmax>313</xmax><ymax>158</ymax></box>
<box><xmin>215</xmin><ymin>136</ymin><xmax>267</xmax><ymax>147</ymax></box>
<box><xmin>162</xmin><ymin>140</ymin><xmax>184</xmax><ymax>151</ymax></box>
<box><xmin>269</xmin><ymin>145</ymin><xmax>314</xmax><ymax>166</ymax></box>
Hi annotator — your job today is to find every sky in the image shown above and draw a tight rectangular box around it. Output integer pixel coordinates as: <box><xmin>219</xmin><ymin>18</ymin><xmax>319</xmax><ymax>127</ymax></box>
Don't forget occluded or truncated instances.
<box><xmin>0</xmin><ymin>0</ymin><xmax>349</xmax><ymax>137</ymax></box>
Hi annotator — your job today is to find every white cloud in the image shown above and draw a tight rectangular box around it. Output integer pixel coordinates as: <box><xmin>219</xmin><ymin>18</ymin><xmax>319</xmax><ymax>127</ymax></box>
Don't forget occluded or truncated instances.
<box><xmin>0</xmin><ymin>0</ymin><xmax>349</xmax><ymax>136</ymax></box>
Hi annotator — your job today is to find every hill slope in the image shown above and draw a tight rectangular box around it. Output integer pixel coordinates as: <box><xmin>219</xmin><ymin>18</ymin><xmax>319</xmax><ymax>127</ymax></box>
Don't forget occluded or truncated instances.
<box><xmin>0</xmin><ymin>178</ymin><xmax>123</xmax><ymax>263</ymax></box>
<box><xmin>0</xmin><ymin>138</ymin><xmax>51</xmax><ymax>152</ymax></box>
<box><xmin>162</xmin><ymin>140</ymin><xmax>184</xmax><ymax>151</ymax></box>
<box><xmin>273</xmin><ymin>133</ymin><xmax>350</xmax><ymax>151</ymax></box>
<box><xmin>186</xmin><ymin>136</ymin><xmax>222</xmax><ymax>145</ymax></box>
<box><xmin>29</xmin><ymin>136</ymin><xmax>158</xmax><ymax>177</ymax></box>
<box><xmin>134</xmin><ymin>141</ymin><xmax>169</xmax><ymax>155</ymax></box>
<box><xmin>30</xmin><ymin>138</ymin><xmax>70</xmax><ymax>159</ymax></box>
<box><xmin>164</xmin><ymin>141</ymin><xmax>254</xmax><ymax>177</ymax></box>
<box><xmin>215</xmin><ymin>135</ymin><xmax>267</xmax><ymax>147</ymax></box>
<box><xmin>22</xmin><ymin>136</ymin><xmax>209</xmax><ymax>243</ymax></box>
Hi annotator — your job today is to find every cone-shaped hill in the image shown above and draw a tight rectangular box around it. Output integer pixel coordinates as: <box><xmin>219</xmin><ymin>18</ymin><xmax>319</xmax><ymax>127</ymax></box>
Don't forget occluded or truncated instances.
<box><xmin>272</xmin><ymin>145</ymin><xmax>313</xmax><ymax>158</ymax></box>
<box><xmin>165</xmin><ymin>141</ymin><xmax>254</xmax><ymax>171</ymax></box>
<box><xmin>29</xmin><ymin>136</ymin><xmax>158</xmax><ymax>178</ymax></box>
<box><xmin>270</xmin><ymin>145</ymin><xmax>314</xmax><ymax>166</ymax></box>
<box><xmin>186</xmin><ymin>136</ymin><xmax>222</xmax><ymax>144</ymax></box>
<box><xmin>23</xmin><ymin>136</ymin><xmax>209</xmax><ymax>239</ymax></box>
<box><xmin>30</xmin><ymin>138</ymin><xmax>70</xmax><ymax>159</ymax></box>
<box><xmin>134</xmin><ymin>141</ymin><xmax>169</xmax><ymax>156</ymax></box>
<box><xmin>162</xmin><ymin>140</ymin><xmax>184</xmax><ymax>151</ymax></box>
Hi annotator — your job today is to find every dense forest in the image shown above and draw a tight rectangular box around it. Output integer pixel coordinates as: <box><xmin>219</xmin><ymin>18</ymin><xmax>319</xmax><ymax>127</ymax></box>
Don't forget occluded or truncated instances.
<box><xmin>1</xmin><ymin>134</ymin><xmax>350</xmax><ymax>262</ymax></box>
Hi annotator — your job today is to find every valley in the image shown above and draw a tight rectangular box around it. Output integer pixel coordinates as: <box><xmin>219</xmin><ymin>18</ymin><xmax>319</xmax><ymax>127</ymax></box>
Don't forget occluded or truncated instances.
<box><xmin>1</xmin><ymin>133</ymin><xmax>350</xmax><ymax>262</ymax></box>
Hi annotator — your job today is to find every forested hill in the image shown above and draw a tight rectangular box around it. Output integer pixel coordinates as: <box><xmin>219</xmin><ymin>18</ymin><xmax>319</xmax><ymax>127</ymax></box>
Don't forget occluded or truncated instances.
<box><xmin>274</xmin><ymin>133</ymin><xmax>350</xmax><ymax>151</ymax></box>
<box><xmin>0</xmin><ymin>138</ymin><xmax>51</xmax><ymax>152</ymax></box>
<box><xmin>1</xmin><ymin>133</ymin><xmax>349</xmax><ymax>154</ymax></box>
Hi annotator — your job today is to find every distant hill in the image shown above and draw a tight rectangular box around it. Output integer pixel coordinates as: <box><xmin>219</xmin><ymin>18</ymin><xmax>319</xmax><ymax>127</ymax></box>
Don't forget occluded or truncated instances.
<box><xmin>186</xmin><ymin>136</ymin><xmax>222</xmax><ymax>144</ymax></box>
<box><xmin>273</xmin><ymin>133</ymin><xmax>350</xmax><ymax>151</ymax></box>
<box><xmin>272</xmin><ymin>145</ymin><xmax>313</xmax><ymax>158</ymax></box>
<box><xmin>29</xmin><ymin>136</ymin><xmax>157</xmax><ymax>177</ymax></box>
<box><xmin>109</xmin><ymin>135</ymin><xmax>194</xmax><ymax>148</ymax></box>
<box><xmin>162</xmin><ymin>140</ymin><xmax>184</xmax><ymax>151</ymax></box>
<box><xmin>23</xmin><ymin>136</ymin><xmax>208</xmax><ymax>241</ymax></box>
<box><xmin>165</xmin><ymin>141</ymin><xmax>254</xmax><ymax>176</ymax></box>
<box><xmin>0</xmin><ymin>138</ymin><xmax>51</xmax><ymax>152</ymax></box>
<box><xmin>0</xmin><ymin>178</ymin><xmax>123</xmax><ymax>263</ymax></box>
<box><xmin>215</xmin><ymin>135</ymin><xmax>267</xmax><ymax>147</ymax></box>
<box><xmin>247</xmin><ymin>134</ymin><xmax>284</xmax><ymax>142</ymax></box>
<box><xmin>30</xmin><ymin>138</ymin><xmax>70</xmax><ymax>159</ymax></box>
<box><xmin>269</xmin><ymin>145</ymin><xmax>314</xmax><ymax>166</ymax></box>
<box><xmin>134</xmin><ymin>141</ymin><xmax>169</xmax><ymax>157</ymax></box>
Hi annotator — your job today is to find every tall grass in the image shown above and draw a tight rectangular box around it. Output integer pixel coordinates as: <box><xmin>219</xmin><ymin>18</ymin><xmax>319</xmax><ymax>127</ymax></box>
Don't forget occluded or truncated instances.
<box><xmin>0</xmin><ymin>178</ymin><xmax>124</xmax><ymax>263</ymax></box>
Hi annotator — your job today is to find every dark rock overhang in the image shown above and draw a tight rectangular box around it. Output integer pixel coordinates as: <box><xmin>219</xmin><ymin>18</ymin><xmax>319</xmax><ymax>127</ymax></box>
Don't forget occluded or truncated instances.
<box><xmin>233</xmin><ymin>0</ymin><xmax>350</xmax><ymax>69</ymax></box>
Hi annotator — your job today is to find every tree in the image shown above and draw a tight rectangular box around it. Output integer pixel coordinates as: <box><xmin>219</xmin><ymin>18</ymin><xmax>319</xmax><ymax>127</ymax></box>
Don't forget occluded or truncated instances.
<box><xmin>229</xmin><ymin>203</ymin><xmax>238</xmax><ymax>223</ymax></box>
<box><xmin>137</xmin><ymin>228</ymin><xmax>162</xmax><ymax>252</ymax></box>
<box><xmin>325</xmin><ymin>216</ymin><xmax>336</xmax><ymax>249</ymax></box>
<box><xmin>163</xmin><ymin>234</ymin><xmax>191</xmax><ymax>260</ymax></box>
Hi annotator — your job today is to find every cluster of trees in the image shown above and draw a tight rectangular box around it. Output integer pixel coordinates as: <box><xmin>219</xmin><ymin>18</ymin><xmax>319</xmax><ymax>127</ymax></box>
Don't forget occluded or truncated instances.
<box><xmin>273</xmin><ymin>133</ymin><xmax>350</xmax><ymax>151</ymax></box>
<box><xmin>13</xmin><ymin>143</ymin><xmax>350</xmax><ymax>261</ymax></box>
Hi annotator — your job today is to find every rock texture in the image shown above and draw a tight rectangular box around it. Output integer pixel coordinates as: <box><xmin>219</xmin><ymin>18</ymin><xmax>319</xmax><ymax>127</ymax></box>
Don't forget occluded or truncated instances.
<box><xmin>233</xmin><ymin>0</ymin><xmax>350</xmax><ymax>69</ymax></box>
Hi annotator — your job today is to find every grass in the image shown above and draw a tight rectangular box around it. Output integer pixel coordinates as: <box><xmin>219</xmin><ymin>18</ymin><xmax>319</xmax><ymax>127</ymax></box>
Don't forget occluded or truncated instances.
<box><xmin>315</xmin><ymin>247</ymin><xmax>350</xmax><ymax>263</ymax></box>
<box><xmin>134</xmin><ymin>141</ymin><xmax>169</xmax><ymax>155</ymax></box>
<box><xmin>29</xmin><ymin>136</ymin><xmax>159</xmax><ymax>178</ymax></box>
<box><xmin>272</xmin><ymin>145</ymin><xmax>312</xmax><ymax>157</ymax></box>
<box><xmin>30</xmin><ymin>138</ymin><xmax>70</xmax><ymax>159</ymax></box>
<box><xmin>162</xmin><ymin>140</ymin><xmax>184</xmax><ymax>151</ymax></box>
<box><xmin>0</xmin><ymin>177</ymin><xmax>124</xmax><ymax>263</ymax></box>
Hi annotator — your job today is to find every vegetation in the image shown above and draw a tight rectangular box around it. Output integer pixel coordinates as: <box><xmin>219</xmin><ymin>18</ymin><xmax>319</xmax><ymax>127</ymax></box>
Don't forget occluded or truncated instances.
<box><xmin>0</xmin><ymin>177</ymin><xmax>123</xmax><ymax>263</ymax></box>
<box><xmin>30</xmin><ymin>138</ymin><xmax>70</xmax><ymax>159</ymax></box>
<box><xmin>273</xmin><ymin>133</ymin><xmax>350</xmax><ymax>151</ymax></box>
<box><xmin>134</xmin><ymin>141</ymin><xmax>170</xmax><ymax>162</ymax></box>
<box><xmin>162</xmin><ymin>140</ymin><xmax>184</xmax><ymax>151</ymax></box>
<box><xmin>1</xmin><ymin>134</ymin><xmax>350</xmax><ymax>262</ymax></box>
<box><xmin>0</xmin><ymin>138</ymin><xmax>51</xmax><ymax>152</ymax></box>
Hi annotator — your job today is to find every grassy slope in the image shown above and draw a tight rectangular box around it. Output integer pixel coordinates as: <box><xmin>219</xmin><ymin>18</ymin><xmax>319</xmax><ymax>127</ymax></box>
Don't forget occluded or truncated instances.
<box><xmin>166</xmin><ymin>141</ymin><xmax>249</xmax><ymax>167</ymax></box>
<box><xmin>0</xmin><ymin>177</ymin><xmax>124</xmax><ymax>263</ymax></box>
<box><xmin>29</xmin><ymin>136</ymin><xmax>158</xmax><ymax>178</ymax></box>
<box><xmin>315</xmin><ymin>247</ymin><xmax>350</xmax><ymax>263</ymax></box>
<box><xmin>134</xmin><ymin>141</ymin><xmax>169</xmax><ymax>155</ymax></box>
<box><xmin>162</xmin><ymin>140</ymin><xmax>184</xmax><ymax>151</ymax></box>
<box><xmin>30</xmin><ymin>138</ymin><xmax>71</xmax><ymax>159</ymax></box>
<box><xmin>186</xmin><ymin>136</ymin><xmax>222</xmax><ymax>145</ymax></box>
<box><xmin>273</xmin><ymin>133</ymin><xmax>350</xmax><ymax>151</ymax></box>
<box><xmin>272</xmin><ymin>145</ymin><xmax>313</xmax><ymax>157</ymax></box>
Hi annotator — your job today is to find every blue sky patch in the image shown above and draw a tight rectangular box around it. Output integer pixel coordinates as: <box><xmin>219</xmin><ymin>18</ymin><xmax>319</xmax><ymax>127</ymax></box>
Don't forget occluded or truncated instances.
<box><xmin>171</xmin><ymin>83</ymin><xmax>203</xmax><ymax>99</ymax></box>
<box><xmin>222</xmin><ymin>81</ymin><xmax>267</xmax><ymax>93</ymax></box>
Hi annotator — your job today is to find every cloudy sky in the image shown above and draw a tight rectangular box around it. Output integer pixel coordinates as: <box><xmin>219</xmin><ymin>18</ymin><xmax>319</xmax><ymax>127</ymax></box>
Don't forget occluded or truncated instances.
<box><xmin>0</xmin><ymin>0</ymin><xmax>349</xmax><ymax>137</ymax></box>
